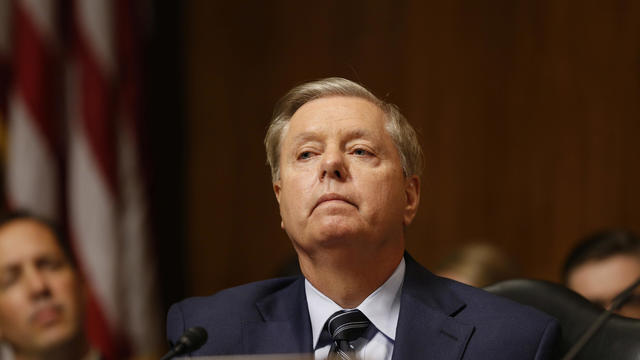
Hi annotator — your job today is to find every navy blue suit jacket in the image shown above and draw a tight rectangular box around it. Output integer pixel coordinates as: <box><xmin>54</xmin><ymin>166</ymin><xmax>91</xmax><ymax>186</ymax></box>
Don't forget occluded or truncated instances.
<box><xmin>167</xmin><ymin>254</ymin><xmax>558</xmax><ymax>359</ymax></box>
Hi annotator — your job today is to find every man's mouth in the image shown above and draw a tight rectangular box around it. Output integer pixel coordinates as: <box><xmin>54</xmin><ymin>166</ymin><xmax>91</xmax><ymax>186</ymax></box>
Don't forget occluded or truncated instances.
<box><xmin>312</xmin><ymin>193</ymin><xmax>356</xmax><ymax>213</ymax></box>
<box><xmin>30</xmin><ymin>304</ymin><xmax>63</xmax><ymax>327</ymax></box>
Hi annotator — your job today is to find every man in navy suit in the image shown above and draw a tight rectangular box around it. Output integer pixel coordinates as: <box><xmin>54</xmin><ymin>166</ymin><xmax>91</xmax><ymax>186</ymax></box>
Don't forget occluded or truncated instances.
<box><xmin>167</xmin><ymin>77</ymin><xmax>558</xmax><ymax>359</ymax></box>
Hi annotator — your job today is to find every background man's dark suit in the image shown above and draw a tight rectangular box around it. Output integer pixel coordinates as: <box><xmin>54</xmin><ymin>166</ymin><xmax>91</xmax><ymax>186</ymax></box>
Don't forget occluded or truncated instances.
<box><xmin>167</xmin><ymin>254</ymin><xmax>558</xmax><ymax>359</ymax></box>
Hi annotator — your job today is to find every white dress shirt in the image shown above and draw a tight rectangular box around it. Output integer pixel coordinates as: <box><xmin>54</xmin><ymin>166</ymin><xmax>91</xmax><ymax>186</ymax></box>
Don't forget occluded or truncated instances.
<box><xmin>305</xmin><ymin>258</ymin><xmax>405</xmax><ymax>360</ymax></box>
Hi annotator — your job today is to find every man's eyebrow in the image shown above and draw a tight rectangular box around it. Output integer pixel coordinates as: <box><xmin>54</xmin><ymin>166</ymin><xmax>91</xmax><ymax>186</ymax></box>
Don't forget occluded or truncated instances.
<box><xmin>291</xmin><ymin>129</ymin><xmax>374</xmax><ymax>144</ymax></box>
<box><xmin>0</xmin><ymin>263</ymin><xmax>19</xmax><ymax>273</ymax></box>
<box><xmin>343</xmin><ymin>129</ymin><xmax>372</xmax><ymax>140</ymax></box>
<box><xmin>290</xmin><ymin>132</ymin><xmax>320</xmax><ymax>145</ymax></box>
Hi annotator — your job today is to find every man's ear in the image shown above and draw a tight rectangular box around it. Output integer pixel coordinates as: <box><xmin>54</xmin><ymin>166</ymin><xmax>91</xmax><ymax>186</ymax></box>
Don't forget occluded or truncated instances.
<box><xmin>403</xmin><ymin>175</ymin><xmax>420</xmax><ymax>226</ymax></box>
<box><xmin>273</xmin><ymin>180</ymin><xmax>282</xmax><ymax>204</ymax></box>
<box><xmin>273</xmin><ymin>180</ymin><xmax>285</xmax><ymax>229</ymax></box>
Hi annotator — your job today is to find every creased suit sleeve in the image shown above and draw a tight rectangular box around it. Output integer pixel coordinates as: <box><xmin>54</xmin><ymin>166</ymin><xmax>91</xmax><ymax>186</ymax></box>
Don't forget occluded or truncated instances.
<box><xmin>166</xmin><ymin>302</ymin><xmax>186</xmax><ymax>348</ymax></box>
<box><xmin>533</xmin><ymin>318</ymin><xmax>560</xmax><ymax>360</ymax></box>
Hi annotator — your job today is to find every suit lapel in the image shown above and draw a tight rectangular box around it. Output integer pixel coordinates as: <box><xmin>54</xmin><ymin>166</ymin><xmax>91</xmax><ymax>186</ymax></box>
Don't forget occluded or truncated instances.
<box><xmin>243</xmin><ymin>277</ymin><xmax>314</xmax><ymax>355</ymax></box>
<box><xmin>241</xmin><ymin>255</ymin><xmax>475</xmax><ymax>358</ymax></box>
<box><xmin>392</xmin><ymin>254</ymin><xmax>475</xmax><ymax>360</ymax></box>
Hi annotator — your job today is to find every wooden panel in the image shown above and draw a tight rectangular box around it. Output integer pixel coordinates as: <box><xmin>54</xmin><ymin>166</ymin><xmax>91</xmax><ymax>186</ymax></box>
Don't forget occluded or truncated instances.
<box><xmin>184</xmin><ymin>0</ymin><xmax>640</xmax><ymax>296</ymax></box>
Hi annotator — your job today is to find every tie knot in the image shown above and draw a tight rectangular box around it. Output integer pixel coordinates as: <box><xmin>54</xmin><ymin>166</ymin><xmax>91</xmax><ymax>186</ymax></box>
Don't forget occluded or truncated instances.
<box><xmin>327</xmin><ymin>309</ymin><xmax>371</xmax><ymax>342</ymax></box>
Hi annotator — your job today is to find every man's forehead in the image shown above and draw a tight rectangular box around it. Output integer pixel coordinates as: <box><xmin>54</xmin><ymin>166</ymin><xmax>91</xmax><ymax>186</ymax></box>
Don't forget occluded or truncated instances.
<box><xmin>570</xmin><ymin>256</ymin><xmax>640</xmax><ymax>291</ymax></box>
<box><xmin>285</xmin><ymin>97</ymin><xmax>387</xmax><ymax>138</ymax></box>
<box><xmin>290</xmin><ymin>95</ymin><xmax>383</xmax><ymax>121</ymax></box>
<box><xmin>0</xmin><ymin>220</ymin><xmax>62</xmax><ymax>265</ymax></box>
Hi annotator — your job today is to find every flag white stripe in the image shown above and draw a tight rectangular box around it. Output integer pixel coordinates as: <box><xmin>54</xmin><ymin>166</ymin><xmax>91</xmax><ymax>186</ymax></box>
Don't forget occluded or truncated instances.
<box><xmin>6</xmin><ymin>93</ymin><xmax>59</xmax><ymax>219</ymax></box>
<box><xmin>67</xmin><ymin>79</ymin><xmax>120</xmax><ymax>331</ymax></box>
<box><xmin>76</xmin><ymin>0</ymin><xmax>115</xmax><ymax>76</ymax></box>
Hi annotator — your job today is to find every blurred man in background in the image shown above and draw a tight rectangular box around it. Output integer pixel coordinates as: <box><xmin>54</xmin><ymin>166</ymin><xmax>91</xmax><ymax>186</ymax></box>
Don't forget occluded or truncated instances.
<box><xmin>0</xmin><ymin>212</ymin><xmax>98</xmax><ymax>360</ymax></box>
<box><xmin>563</xmin><ymin>229</ymin><xmax>640</xmax><ymax>319</ymax></box>
<box><xmin>436</xmin><ymin>243</ymin><xmax>520</xmax><ymax>288</ymax></box>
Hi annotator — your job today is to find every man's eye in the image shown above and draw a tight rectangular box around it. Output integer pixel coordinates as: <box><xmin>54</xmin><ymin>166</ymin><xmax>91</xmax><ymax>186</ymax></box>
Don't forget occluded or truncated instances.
<box><xmin>298</xmin><ymin>151</ymin><xmax>313</xmax><ymax>160</ymax></box>
<box><xmin>0</xmin><ymin>271</ymin><xmax>19</xmax><ymax>290</ymax></box>
<box><xmin>353</xmin><ymin>148</ymin><xmax>372</xmax><ymax>156</ymax></box>
<box><xmin>38</xmin><ymin>258</ymin><xmax>64</xmax><ymax>271</ymax></box>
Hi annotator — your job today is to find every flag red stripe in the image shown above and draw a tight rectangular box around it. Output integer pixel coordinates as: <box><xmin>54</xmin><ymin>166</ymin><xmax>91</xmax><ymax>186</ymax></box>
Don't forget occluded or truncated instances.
<box><xmin>115</xmin><ymin>0</ymin><xmax>148</xmax><ymax>184</ymax></box>
<box><xmin>86</xmin><ymin>285</ymin><xmax>131</xmax><ymax>360</ymax></box>
<box><xmin>72</xmin><ymin>6</ymin><xmax>118</xmax><ymax>195</ymax></box>
<box><xmin>0</xmin><ymin>56</ymin><xmax>10</xmax><ymax>114</ymax></box>
<box><xmin>12</xmin><ymin>3</ymin><xmax>60</xmax><ymax>153</ymax></box>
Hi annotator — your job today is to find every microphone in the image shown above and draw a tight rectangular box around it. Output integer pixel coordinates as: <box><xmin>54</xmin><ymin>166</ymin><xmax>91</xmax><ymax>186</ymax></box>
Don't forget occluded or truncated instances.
<box><xmin>160</xmin><ymin>326</ymin><xmax>208</xmax><ymax>360</ymax></box>
<box><xmin>561</xmin><ymin>276</ymin><xmax>640</xmax><ymax>360</ymax></box>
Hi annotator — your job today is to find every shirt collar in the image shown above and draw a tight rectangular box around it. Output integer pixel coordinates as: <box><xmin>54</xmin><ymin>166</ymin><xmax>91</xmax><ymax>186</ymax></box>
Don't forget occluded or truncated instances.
<box><xmin>305</xmin><ymin>257</ymin><xmax>405</xmax><ymax>349</ymax></box>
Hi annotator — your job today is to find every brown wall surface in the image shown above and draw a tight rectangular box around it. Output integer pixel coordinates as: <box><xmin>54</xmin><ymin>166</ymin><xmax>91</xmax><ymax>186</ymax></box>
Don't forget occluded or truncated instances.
<box><xmin>183</xmin><ymin>1</ymin><xmax>640</xmax><ymax>297</ymax></box>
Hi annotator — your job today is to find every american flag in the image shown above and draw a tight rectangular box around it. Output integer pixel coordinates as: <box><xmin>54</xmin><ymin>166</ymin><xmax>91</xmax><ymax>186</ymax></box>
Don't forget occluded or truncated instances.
<box><xmin>1</xmin><ymin>0</ymin><xmax>161</xmax><ymax>358</ymax></box>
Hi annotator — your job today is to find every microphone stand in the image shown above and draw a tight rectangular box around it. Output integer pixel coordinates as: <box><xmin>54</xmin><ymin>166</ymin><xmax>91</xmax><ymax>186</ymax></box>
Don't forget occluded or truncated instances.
<box><xmin>160</xmin><ymin>327</ymin><xmax>208</xmax><ymax>360</ymax></box>
<box><xmin>561</xmin><ymin>276</ymin><xmax>640</xmax><ymax>360</ymax></box>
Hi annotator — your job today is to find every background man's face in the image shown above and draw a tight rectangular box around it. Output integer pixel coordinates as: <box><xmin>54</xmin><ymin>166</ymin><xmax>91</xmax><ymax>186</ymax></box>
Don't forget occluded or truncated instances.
<box><xmin>567</xmin><ymin>254</ymin><xmax>640</xmax><ymax>319</ymax></box>
<box><xmin>274</xmin><ymin>96</ymin><xmax>419</xmax><ymax>258</ymax></box>
<box><xmin>0</xmin><ymin>219</ymin><xmax>85</xmax><ymax>354</ymax></box>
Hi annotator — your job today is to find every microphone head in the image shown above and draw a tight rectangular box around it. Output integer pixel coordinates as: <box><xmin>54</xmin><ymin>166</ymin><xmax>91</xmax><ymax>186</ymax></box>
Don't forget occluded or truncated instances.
<box><xmin>176</xmin><ymin>326</ymin><xmax>208</xmax><ymax>354</ymax></box>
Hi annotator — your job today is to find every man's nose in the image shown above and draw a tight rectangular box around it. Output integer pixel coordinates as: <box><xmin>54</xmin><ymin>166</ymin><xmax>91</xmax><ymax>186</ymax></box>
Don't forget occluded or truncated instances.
<box><xmin>320</xmin><ymin>148</ymin><xmax>348</xmax><ymax>181</ymax></box>
<box><xmin>25</xmin><ymin>269</ymin><xmax>51</xmax><ymax>299</ymax></box>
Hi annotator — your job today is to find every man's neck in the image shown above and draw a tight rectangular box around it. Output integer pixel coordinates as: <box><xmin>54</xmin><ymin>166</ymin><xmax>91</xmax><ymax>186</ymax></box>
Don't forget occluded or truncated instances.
<box><xmin>15</xmin><ymin>335</ymin><xmax>91</xmax><ymax>360</ymax></box>
<box><xmin>298</xmin><ymin>247</ymin><xmax>405</xmax><ymax>308</ymax></box>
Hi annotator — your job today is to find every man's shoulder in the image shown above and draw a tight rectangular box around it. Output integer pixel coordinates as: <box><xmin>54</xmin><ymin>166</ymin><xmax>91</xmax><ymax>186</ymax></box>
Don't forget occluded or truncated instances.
<box><xmin>166</xmin><ymin>276</ymin><xmax>304</xmax><ymax>347</ymax></box>
<box><xmin>445</xmin><ymin>277</ymin><xmax>555</xmax><ymax>324</ymax></box>
<box><xmin>443</xmin><ymin>278</ymin><xmax>559</xmax><ymax>358</ymax></box>
<box><xmin>170</xmin><ymin>276</ymin><xmax>302</xmax><ymax>317</ymax></box>
<box><xmin>403</xmin><ymin>256</ymin><xmax>558</xmax><ymax>358</ymax></box>
<box><xmin>405</xmin><ymin>254</ymin><xmax>555</xmax><ymax>326</ymax></box>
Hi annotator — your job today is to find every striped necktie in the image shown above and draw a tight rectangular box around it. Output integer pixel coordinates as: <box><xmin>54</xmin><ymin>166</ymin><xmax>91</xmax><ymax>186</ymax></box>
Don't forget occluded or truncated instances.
<box><xmin>327</xmin><ymin>309</ymin><xmax>371</xmax><ymax>360</ymax></box>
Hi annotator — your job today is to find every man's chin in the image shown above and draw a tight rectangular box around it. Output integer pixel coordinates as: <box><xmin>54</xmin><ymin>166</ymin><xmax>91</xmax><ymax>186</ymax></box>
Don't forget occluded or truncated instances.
<box><xmin>310</xmin><ymin>228</ymin><xmax>364</xmax><ymax>248</ymax></box>
<box><xmin>32</xmin><ymin>323</ymin><xmax>80</xmax><ymax>353</ymax></box>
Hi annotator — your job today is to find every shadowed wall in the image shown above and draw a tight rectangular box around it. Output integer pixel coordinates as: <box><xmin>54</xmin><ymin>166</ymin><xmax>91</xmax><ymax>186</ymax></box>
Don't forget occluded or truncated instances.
<box><xmin>183</xmin><ymin>1</ymin><xmax>640</xmax><ymax>297</ymax></box>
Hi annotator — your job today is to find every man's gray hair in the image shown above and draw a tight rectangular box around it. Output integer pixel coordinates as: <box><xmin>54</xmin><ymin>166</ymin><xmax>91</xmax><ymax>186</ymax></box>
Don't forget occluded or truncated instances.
<box><xmin>264</xmin><ymin>77</ymin><xmax>423</xmax><ymax>182</ymax></box>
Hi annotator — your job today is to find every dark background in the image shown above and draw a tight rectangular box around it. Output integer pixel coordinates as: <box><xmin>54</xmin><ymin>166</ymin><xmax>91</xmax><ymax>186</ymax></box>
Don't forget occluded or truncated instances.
<box><xmin>152</xmin><ymin>1</ymin><xmax>640</xmax><ymax>311</ymax></box>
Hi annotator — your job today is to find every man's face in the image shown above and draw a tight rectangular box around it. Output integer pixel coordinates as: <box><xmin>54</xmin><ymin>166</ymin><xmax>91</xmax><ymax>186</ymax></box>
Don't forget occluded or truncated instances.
<box><xmin>274</xmin><ymin>96</ymin><xmax>419</xmax><ymax>258</ymax></box>
<box><xmin>567</xmin><ymin>254</ymin><xmax>640</xmax><ymax>319</ymax></box>
<box><xmin>0</xmin><ymin>219</ymin><xmax>85</xmax><ymax>354</ymax></box>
